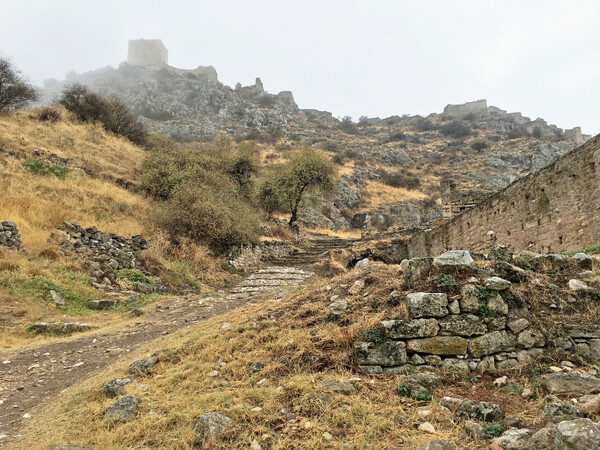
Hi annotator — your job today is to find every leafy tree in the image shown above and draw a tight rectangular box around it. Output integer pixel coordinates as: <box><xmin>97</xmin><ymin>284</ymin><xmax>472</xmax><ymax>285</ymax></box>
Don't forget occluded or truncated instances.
<box><xmin>267</xmin><ymin>146</ymin><xmax>337</xmax><ymax>226</ymax></box>
<box><xmin>0</xmin><ymin>57</ymin><xmax>38</xmax><ymax>113</ymax></box>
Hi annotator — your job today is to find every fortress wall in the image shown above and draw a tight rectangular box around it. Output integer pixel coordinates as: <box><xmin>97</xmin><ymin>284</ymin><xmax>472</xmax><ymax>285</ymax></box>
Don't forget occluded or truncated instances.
<box><xmin>406</xmin><ymin>135</ymin><xmax>600</xmax><ymax>257</ymax></box>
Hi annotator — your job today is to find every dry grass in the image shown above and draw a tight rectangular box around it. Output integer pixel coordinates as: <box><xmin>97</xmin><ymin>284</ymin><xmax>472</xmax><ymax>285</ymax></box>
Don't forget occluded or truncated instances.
<box><xmin>307</xmin><ymin>228</ymin><xmax>363</xmax><ymax>239</ymax></box>
<box><xmin>15</xmin><ymin>263</ymin><xmax>579</xmax><ymax>449</ymax></box>
<box><xmin>362</xmin><ymin>180</ymin><xmax>428</xmax><ymax>208</ymax></box>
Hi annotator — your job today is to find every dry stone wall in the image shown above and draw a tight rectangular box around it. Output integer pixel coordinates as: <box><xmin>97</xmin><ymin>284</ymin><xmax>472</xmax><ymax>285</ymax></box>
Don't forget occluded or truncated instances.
<box><xmin>406</xmin><ymin>135</ymin><xmax>600</xmax><ymax>257</ymax></box>
<box><xmin>227</xmin><ymin>241</ymin><xmax>294</xmax><ymax>269</ymax></box>
<box><xmin>48</xmin><ymin>222</ymin><xmax>147</xmax><ymax>288</ymax></box>
<box><xmin>0</xmin><ymin>221</ymin><xmax>24</xmax><ymax>252</ymax></box>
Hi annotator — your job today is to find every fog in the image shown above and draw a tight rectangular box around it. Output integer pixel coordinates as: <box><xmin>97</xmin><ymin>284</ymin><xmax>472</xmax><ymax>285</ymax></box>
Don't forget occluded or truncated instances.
<box><xmin>1</xmin><ymin>0</ymin><xmax>598</xmax><ymax>134</ymax></box>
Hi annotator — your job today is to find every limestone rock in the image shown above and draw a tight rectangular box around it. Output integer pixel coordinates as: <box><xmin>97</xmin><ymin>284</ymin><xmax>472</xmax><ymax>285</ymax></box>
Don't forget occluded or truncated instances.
<box><xmin>487</xmin><ymin>294</ymin><xmax>509</xmax><ymax>315</ymax></box>
<box><xmin>28</xmin><ymin>322</ymin><xmax>91</xmax><ymax>334</ymax></box>
<box><xmin>468</xmin><ymin>331</ymin><xmax>517</xmax><ymax>357</ymax></box>
<box><xmin>355</xmin><ymin>258</ymin><xmax>370</xmax><ymax>269</ymax></box>
<box><xmin>517</xmin><ymin>328</ymin><xmax>545</xmax><ymax>349</ymax></box>
<box><xmin>573</xmin><ymin>253</ymin><xmax>593</xmax><ymax>270</ymax></box>
<box><xmin>193</xmin><ymin>412</ymin><xmax>233</xmax><ymax>441</ymax></box>
<box><xmin>491</xmin><ymin>429</ymin><xmax>536</xmax><ymax>449</ymax></box>
<box><xmin>527</xmin><ymin>425</ymin><xmax>557</xmax><ymax>449</ymax></box>
<box><xmin>493</xmin><ymin>261</ymin><xmax>529</xmax><ymax>283</ymax></box>
<box><xmin>402</xmin><ymin>373</ymin><xmax>441</xmax><ymax>396</ymax></box>
<box><xmin>354</xmin><ymin>340</ymin><xmax>407</xmax><ymax>366</ymax></box>
<box><xmin>103</xmin><ymin>377</ymin><xmax>134</xmax><ymax>398</ymax></box>
<box><xmin>407</xmin><ymin>292</ymin><xmax>448</xmax><ymax>318</ymax></box>
<box><xmin>432</xmin><ymin>250</ymin><xmax>475</xmax><ymax>272</ymax></box>
<box><xmin>489</xmin><ymin>244</ymin><xmax>513</xmax><ymax>262</ymax></box>
<box><xmin>568</xmin><ymin>279</ymin><xmax>589</xmax><ymax>291</ymax></box>
<box><xmin>320</xmin><ymin>379</ymin><xmax>357</xmax><ymax>395</ymax></box>
<box><xmin>328</xmin><ymin>300</ymin><xmax>347</xmax><ymax>317</ymax></box>
<box><xmin>438</xmin><ymin>314</ymin><xmax>487</xmax><ymax>337</ymax></box>
<box><xmin>484</xmin><ymin>276</ymin><xmax>512</xmax><ymax>291</ymax></box>
<box><xmin>565</xmin><ymin>324</ymin><xmax>600</xmax><ymax>338</ymax></box>
<box><xmin>542</xmin><ymin>403</ymin><xmax>584</xmax><ymax>422</ymax></box>
<box><xmin>49</xmin><ymin>290</ymin><xmax>65</xmax><ymax>306</ymax></box>
<box><xmin>400</xmin><ymin>258</ymin><xmax>433</xmax><ymax>284</ymax></box>
<box><xmin>464</xmin><ymin>420</ymin><xmax>487</xmax><ymax>439</ymax></box>
<box><xmin>382</xmin><ymin>318</ymin><xmax>439</xmax><ymax>339</ymax></box>
<box><xmin>455</xmin><ymin>399</ymin><xmax>505</xmax><ymax>422</ymax></box>
<box><xmin>88</xmin><ymin>299</ymin><xmax>119</xmax><ymax>310</ymax></box>
<box><xmin>507</xmin><ymin>318</ymin><xmax>529</xmax><ymax>333</ymax></box>
<box><xmin>442</xmin><ymin>358</ymin><xmax>470</xmax><ymax>373</ymax></box>
<box><xmin>128</xmin><ymin>358</ymin><xmax>158</xmax><ymax>375</ymax></box>
<box><xmin>104</xmin><ymin>395</ymin><xmax>141</xmax><ymax>423</ymax></box>
<box><xmin>554</xmin><ymin>418</ymin><xmax>600</xmax><ymax>449</ymax></box>
<box><xmin>406</xmin><ymin>336</ymin><xmax>468</xmax><ymax>355</ymax></box>
<box><xmin>418</xmin><ymin>422</ymin><xmax>436</xmax><ymax>433</ymax></box>
<box><xmin>541</xmin><ymin>373</ymin><xmax>600</xmax><ymax>394</ymax></box>
<box><xmin>459</xmin><ymin>285</ymin><xmax>480</xmax><ymax>313</ymax></box>
<box><xmin>534</xmin><ymin>253</ymin><xmax>569</xmax><ymax>270</ymax></box>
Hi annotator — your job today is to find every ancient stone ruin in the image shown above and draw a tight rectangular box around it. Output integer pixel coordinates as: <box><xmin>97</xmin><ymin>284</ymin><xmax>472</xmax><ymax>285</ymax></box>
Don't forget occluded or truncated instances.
<box><xmin>0</xmin><ymin>220</ymin><xmax>25</xmax><ymax>252</ymax></box>
<box><xmin>48</xmin><ymin>222</ymin><xmax>147</xmax><ymax>289</ymax></box>
<box><xmin>354</xmin><ymin>249</ymin><xmax>600</xmax><ymax>375</ymax></box>
<box><xmin>127</xmin><ymin>39</ymin><xmax>168</xmax><ymax>67</ymax></box>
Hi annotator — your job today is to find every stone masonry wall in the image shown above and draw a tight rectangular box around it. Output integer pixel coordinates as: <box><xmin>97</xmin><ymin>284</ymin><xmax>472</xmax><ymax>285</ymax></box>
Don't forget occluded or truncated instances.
<box><xmin>228</xmin><ymin>241</ymin><xmax>294</xmax><ymax>269</ymax></box>
<box><xmin>406</xmin><ymin>134</ymin><xmax>600</xmax><ymax>257</ymax></box>
<box><xmin>0</xmin><ymin>221</ymin><xmax>25</xmax><ymax>252</ymax></box>
<box><xmin>48</xmin><ymin>222</ymin><xmax>147</xmax><ymax>288</ymax></box>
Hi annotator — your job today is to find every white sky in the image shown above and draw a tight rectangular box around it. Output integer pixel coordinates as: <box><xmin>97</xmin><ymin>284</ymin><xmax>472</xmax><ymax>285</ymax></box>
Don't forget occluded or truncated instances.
<box><xmin>1</xmin><ymin>0</ymin><xmax>599</xmax><ymax>134</ymax></box>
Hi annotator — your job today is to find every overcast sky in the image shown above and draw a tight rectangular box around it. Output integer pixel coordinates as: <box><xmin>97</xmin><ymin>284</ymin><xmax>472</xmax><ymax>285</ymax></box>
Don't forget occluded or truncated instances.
<box><xmin>1</xmin><ymin>0</ymin><xmax>598</xmax><ymax>134</ymax></box>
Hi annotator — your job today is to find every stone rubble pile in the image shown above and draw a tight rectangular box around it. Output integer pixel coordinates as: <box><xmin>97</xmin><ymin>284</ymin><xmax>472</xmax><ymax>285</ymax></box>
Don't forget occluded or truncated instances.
<box><xmin>0</xmin><ymin>220</ymin><xmax>25</xmax><ymax>252</ymax></box>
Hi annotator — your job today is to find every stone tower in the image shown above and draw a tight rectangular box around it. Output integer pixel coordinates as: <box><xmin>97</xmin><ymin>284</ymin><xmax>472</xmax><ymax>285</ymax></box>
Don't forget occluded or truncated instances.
<box><xmin>127</xmin><ymin>39</ymin><xmax>168</xmax><ymax>68</ymax></box>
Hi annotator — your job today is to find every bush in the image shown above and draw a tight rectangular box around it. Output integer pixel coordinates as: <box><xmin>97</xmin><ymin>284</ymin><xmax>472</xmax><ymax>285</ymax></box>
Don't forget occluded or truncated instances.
<box><xmin>415</xmin><ymin>118</ymin><xmax>435</xmax><ymax>131</ymax></box>
<box><xmin>0</xmin><ymin>57</ymin><xmax>38</xmax><ymax>113</ymax></box>
<box><xmin>507</xmin><ymin>127</ymin><xmax>526</xmax><ymax>139</ymax></box>
<box><xmin>154</xmin><ymin>184</ymin><xmax>258</xmax><ymax>251</ymax></box>
<box><xmin>37</xmin><ymin>106</ymin><xmax>62</xmax><ymax>123</ymax></box>
<box><xmin>469</xmin><ymin>138</ymin><xmax>488</xmax><ymax>151</ymax></box>
<box><xmin>388</xmin><ymin>131</ymin><xmax>406</xmax><ymax>141</ymax></box>
<box><xmin>320</xmin><ymin>141</ymin><xmax>340</xmax><ymax>153</ymax></box>
<box><xmin>440</xmin><ymin>121</ymin><xmax>471</xmax><ymax>138</ymax></box>
<box><xmin>377</xmin><ymin>169</ymin><xmax>421</xmax><ymax>190</ymax></box>
<box><xmin>339</xmin><ymin>116</ymin><xmax>357</xmax><ymax>134</ymax></box>
<box><xmin>59</xmin><ymin>83</ymin><xmax>147</xmax><ymax>146</ymax></box>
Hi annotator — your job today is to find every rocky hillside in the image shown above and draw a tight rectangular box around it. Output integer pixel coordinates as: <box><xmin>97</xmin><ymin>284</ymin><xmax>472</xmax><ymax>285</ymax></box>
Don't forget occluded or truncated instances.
<box><xmin>41</xmin><ymin>65</ymin><xmax>592</xmax><ymax>233</ymax></box>
<box><xmin>19</xmin><ymin>246</ymin><xmax>600</xmax><ymax>449</ymax></box>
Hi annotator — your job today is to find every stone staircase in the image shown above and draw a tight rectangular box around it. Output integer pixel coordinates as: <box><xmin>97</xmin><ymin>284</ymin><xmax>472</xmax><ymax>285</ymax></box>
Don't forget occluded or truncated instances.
<box><xmin>268</xmin><ymin>233</ymin><xmax>361</xmax><ymax>267</ymax></box>
<box><xmin>229</xmin><ymin>266</ymin><xmax>314</xmax><ymax>295</ymax></box>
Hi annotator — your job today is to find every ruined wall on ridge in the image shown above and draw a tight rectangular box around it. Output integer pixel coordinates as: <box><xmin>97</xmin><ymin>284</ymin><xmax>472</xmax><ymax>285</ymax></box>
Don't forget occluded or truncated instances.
<box><xmin>406</xmin><ymin>135</ymin><xmax>600</xmax><ymax>257</ymax></box>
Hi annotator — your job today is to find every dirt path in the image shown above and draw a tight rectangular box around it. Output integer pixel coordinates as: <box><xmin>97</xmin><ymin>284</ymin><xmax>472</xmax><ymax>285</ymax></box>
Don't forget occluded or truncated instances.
<box><xmin>0</xmin><ymin>266</ymin><xmax>315</xmax><ymax>447</ymax></box>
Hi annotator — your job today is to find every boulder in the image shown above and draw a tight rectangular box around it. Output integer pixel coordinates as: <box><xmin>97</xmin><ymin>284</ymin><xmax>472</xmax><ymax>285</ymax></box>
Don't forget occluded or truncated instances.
<box><xmin>484</xmin><ymin>277</ymin><xmax>512</xmax><ymax>291</ymax></box>
<box><xmin>541</xmin><ymin>373</ymin><xmax>600</xmax><ymax>394</ymax></box>
<box><xmin>348</xmin><ymin>279</ymin><xmax>365</xmax><ymax>295</ymax></box>
<box><xmin>407</xmin><ymin>292</ymin><xmax>448</xmax><ymax>318</ymax></box>
<box><xmin>507</xmin><ymin>318</ymin><xmax>530</xmax><ymax>333</ymax></box>
<box><xmin>355</xmin><ymin>258</ymin><xmax>370</xmax><ymax>269</ymax></box>
<box><xmin>568</xmin><ymin>279</ymin><xmax>589</xmax><ymax>291</ymax></box>
<box><xmin>320</xmin><ymin>379</ymin><xmax>357</xmax><ymax>395</ymax></box>
<box><xmin>432</xmin><ymin>250</ymin><xmax>475</xmax><ymax>272</ymax></box>
<box><xmin>400</xmin><ymin>258</ymin><xmax>433</xmax><ymax>285</ymax></box>
<box><xmin>87</xmin><ymin>299</ymin><xmax>119</xmax><ymax>310</ymax></box>
<box><xmin>406</xmin><ymin>336</ymin><xmax>468</xmax><ymax>355</ymax></box>
<box><xmin>441</xmin><ymin>358</ymin><xmax>470</xmax><ymax>373</ymax></box>
<box><xmin>534</xmin><ymin>254</ymin><xmax>569</xmax><ymax>270</ymax></box>
<box><xmin>192</xmin><ymin>412</ymin><xmax>233</xmax><ymax>441</ymax></box>
<box><xmin>573</xmin><ymin>253</ymin><xmax>593</xmax><ymax>270</ymax></box>
<box><xmin>455</xmin><ymin>399</ymin><xmax>505</xmax><ymax>422</ymax></box>
<box><xmin>103</xmin><ymin>377</ymin><xmax>134</xmax><ymax>398</ymax></box>
<box><xmin>328</xmin><ymin>300</ymin><xmax>348</xmax><ymax>317</ymax></box>
<box><xmin>565</xmin><ymin>324</ymin><xmax>600</xmax><ymax>338</ymax></box>
<box><xmin>459</xmin><ymin>285</ymin><xmax>480</xmax><ymax>313</ymax></box>
<box><xmin>554</xmin><ymin>418</ymin><xmax>600</xmax><ymax>449</ymax></box>
<box><xmin>49</xmin><ymin>290</ymin><xmax>65</xmax><ymax>306</ymax></box>
<box><xmin>487</xmin><ymin>294</ymin><xmax>509</xmax><ymax>315</ymax></box>
<box><xmin>104</xmin><ymin>396</ymin><xmax>141</xmax><ymax>423</ymax></box>
<box><xmin>468</xmin><ymin>331</ymin><xmax>517</xmax><ymax>357</ymax></box>
<box><xmin>354</xmin><ymin>340</ymin><xmax>407</xmax><ymax>366</ymax></box>
<box><xmin>401</xmin><ymin>372</ymin><xmax>441</xmax><ymax>396</ymax></box>
<box><xmin>527</xmin><ymin>425</ymin><xmax>557</xmax><ymax>449</ymax></box>
<box><xmin>542</xmin><ymin>403</ymin><xmax>585</xmax><ymax>422</ymax></box>
<box><xmin>382</xmin><ymin>318</ymin><xmax>439</xmax><ymax>339</ymax></box>
<box><xmin>517</xmin><ymin>328</ymin><xmax>545</xmax><ymax>349</ymax></box>
<box><xmin>438</xmin><ymin>314</ymin><xmax>487</xmax><ymax>336</ymax></box>
<box><xmin>128</xmin><ymin>358</ymin><xmax>158</xmax><ymax>375</ymax></box>
<box><xmin>493</xmin><ymin>261</ymin><xmax>529</xmax><ymax>283</ymax></box>
<box><xmin>489</xmin><ymin>244</ymin><xmax>513</xmax><ymax>262</ymax></box>
<box><xmin>28</xmin><ymin>322</ymin><xmax>91</xmax><ymax>334</ymax></box>
<box><xmin>491</xmin><ymin>429</ymin><xmax>536</xmax><ymax>450</ymax></box>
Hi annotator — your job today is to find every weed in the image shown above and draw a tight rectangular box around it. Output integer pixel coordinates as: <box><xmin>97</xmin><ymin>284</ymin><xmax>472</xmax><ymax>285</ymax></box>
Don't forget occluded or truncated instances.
<box><xmin>478</xmin><ymin>304</ymin><xmax>500</xmax><ymax>317</ymax></box>
<box><xmin>360</xmin><ymin>329</ymin><xmax>383</xmax><ymax>344</ymax></box>
<box><xmin>398</xmin><ymin>382</ymin><xmax>410</xmax><ymax>397</ymax></box>
<box><xmin>497</xmin><ymin>383</ymin><xmax>524</xmax><ymax>396</ymax></box>
<box><xmin>22</xmin><ymin>159</ymin><xmax>69</xmax><ymax>179</ymax></box>
<box><xmin>484</xmin><ymin>423</ymin><xmax>504</xmax><ymax>437</ymax></box>
<box><xmin>425</xmin><ymin>274</ymin><xmax>459</xmax><ymax>293</ymax></box>
<box><xmin>115</xmin><ymin>202</ymin><xmax>132</xmax><ymax>213</ymax></box>
<box><xmin>461</xmin><ymin>375</ymin><xmax>479</xmax><ymax>384</ymax></box>
<box><xmin>476</xmin><ymin>286</ymin><xmax>498</xmax><ymax>301</ymax></box>
<box><xmin>412</xmin><ymin>392</ymin><xmax>432</xmax><ymax>402</ymax></box>
<box><xmin>115</xmin><ymin>269</ymin><xmax>155</xmax><ymax>286</ymax></box>
<box><xmin>221</xmin><ymin>262</ymin><xmax>245</xmax><ymax>276</ymax></box>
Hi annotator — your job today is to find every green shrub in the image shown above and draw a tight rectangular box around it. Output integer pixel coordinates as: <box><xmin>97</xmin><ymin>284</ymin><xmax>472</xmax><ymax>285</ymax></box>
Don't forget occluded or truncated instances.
<box><xmin>115</xmin><ymin>269</ymin><xmax>155</xmax><ymax>286</ymax></box>
<box><xmin>469</xmin><ymin>138</ymin><xmax>488</xmax><ymax>151</ymax></box>
<box><xmin>484</xmin><ymin>423</ymin><xmax>504</xmax><ymax>437</ymax></box>
<box><xmin>388</xmin><ymin>131</ymin><xmax>406</xmax><ymax>141</ymax></box>
<box><xmin>440</xmin><ymin>121</ymin><xmax>471</xmax><ymax>138</ymax></box>
<box><xmin>425</xmin><ymin>274</ymin><xmax>459</xmax><ymax>293</ymax></box>
<box><xmin>22</xmin><ymin>159</ymin><xmax>68</xmax><ymax>179</ymax></box>
<box><xmin>360</xmin><ymin>329</ymin><xmax>383</xmax><ymax>344</ymax></box>
<box><xmin>320</xmin><ymin>141</ymin><xmax>340</xmax><ymax>153</ymax></box>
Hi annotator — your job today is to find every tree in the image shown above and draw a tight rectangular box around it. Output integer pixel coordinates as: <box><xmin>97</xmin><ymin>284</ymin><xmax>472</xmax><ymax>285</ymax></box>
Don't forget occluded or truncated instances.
<box><xmin>267</xmin><ymin>146</ymin><xmax>337</xmax><ymax>226</ymax></box>
<box><xmin>0</xmin><ymin>57</ymin><xmax>38</xmax><ymax>113</ymax></box>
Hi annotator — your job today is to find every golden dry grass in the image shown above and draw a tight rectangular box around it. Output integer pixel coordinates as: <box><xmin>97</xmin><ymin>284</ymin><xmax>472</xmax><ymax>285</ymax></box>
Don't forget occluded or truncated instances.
<box><xmin>15</xmin><ymin>263</ymin><xmax>580</xmax><ymax>449</ymax></box>
<box><xmin>362</xmin><ymin>180</ymin><xmax>428</xmax><ymax>208</ymax></box>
